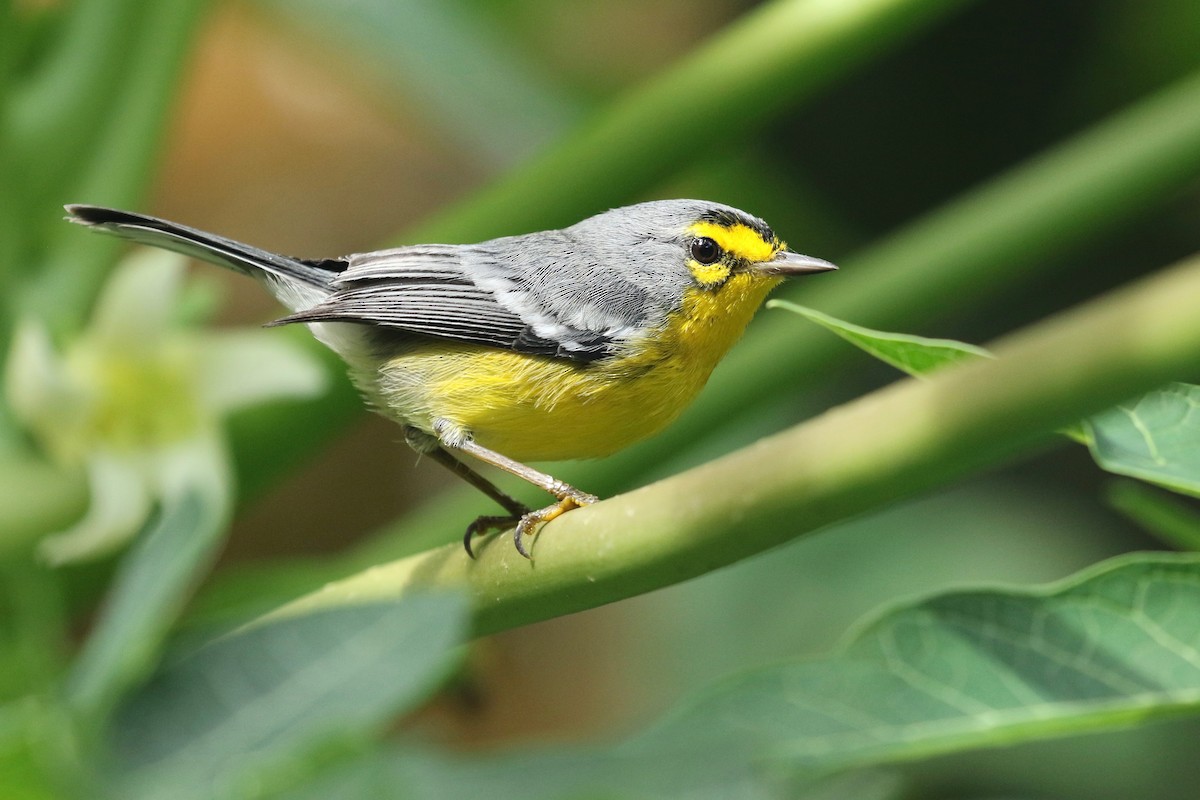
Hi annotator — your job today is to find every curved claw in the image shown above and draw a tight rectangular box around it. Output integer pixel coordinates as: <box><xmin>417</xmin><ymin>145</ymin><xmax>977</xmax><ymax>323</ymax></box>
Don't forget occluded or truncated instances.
<box><xmin>514</xmin><ymin>517</ymin><xmax>536</xmax><ymax>560</ymax></box>
<box><xmin>511</xmin><ymin>492</ymin><xmax>599</xmax><ymax>560</ymax></box>
<box><xmin>462</xmin><ymin>513</ymin><xmax>525</xmax><ymax>558</ymax></box>
<box><xmin>463</xmin><ymin>488</ymin><xmax>600</xmax><ymax>559</ymax></box>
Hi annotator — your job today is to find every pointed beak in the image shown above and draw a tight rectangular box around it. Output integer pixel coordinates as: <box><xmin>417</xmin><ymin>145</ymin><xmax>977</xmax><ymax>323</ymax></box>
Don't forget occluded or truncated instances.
<box><xmin>754</xmin><ymin>250</ymin><xmax>838</xmax><ymax>276</ymax></box>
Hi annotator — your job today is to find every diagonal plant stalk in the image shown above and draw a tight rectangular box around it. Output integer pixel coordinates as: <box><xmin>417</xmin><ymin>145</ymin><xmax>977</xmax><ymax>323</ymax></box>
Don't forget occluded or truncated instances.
<box><xmin>252</xmin><ymin>250</ymin><xmax>1200</xmax><ymax>637</ymax></box>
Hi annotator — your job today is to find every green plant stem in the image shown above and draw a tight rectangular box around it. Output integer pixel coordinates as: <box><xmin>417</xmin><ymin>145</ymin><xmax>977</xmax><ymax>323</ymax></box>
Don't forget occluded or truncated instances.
<box><xmin>1107</xmin><ymin>480</ymin><xmax>1200</xmax><ymax>551</ymax></box>
<box><xmin>381</xmin><ymin>63</ymin><xmax>1200</xmax><ymax>518</ymax></box>
<box><xmin>254</xmin><ymin>251</ymin><xmax>1200</xmax><ymax>637</ymax></box>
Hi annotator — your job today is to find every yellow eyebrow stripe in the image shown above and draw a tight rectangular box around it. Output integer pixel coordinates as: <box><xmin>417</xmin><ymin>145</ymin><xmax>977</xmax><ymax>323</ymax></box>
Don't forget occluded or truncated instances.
<box><xmin>688</xmin><ymin>221</ymin><xmax>779</xmax><ymax>263</ymax></box>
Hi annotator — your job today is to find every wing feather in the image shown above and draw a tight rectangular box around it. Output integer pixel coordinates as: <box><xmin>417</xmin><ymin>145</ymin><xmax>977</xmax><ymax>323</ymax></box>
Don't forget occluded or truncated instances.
<box><xmin>272</xmin><ymin>245</ymin><xmax>614</xmax><ymax>362</ymax></box>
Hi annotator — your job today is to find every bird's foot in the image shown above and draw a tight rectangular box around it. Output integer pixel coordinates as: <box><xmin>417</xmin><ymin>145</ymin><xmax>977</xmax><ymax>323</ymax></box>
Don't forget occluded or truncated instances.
<box><xmin>512</xmin><ymin>488</ymin><xmax>598</xmax><ymax>559</ymax></box>
<box><xmin>463</xmin><ymin>510</ymin><xmax>529</xmax><ymax>559</ymax></box>
<box><xmin>463</xmin><ymin>487</ymin><xmax>597</xmax><ymax>559</ymax></box>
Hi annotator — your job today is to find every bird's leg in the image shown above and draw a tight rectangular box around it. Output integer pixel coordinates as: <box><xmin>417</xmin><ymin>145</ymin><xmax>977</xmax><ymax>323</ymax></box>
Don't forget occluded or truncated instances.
<box><xmin>405</xmin><ymin>427</ymin><xmax>532</xmax><ymax>557</ymax></box>
<box><xmin>424</xmin><ymin>448</ymin><xmax>535</xmax><ymax>558</ymax></box>
<box><xmin>423</xmin><ymin>446</ymin><xmax>530</xmax><ymax>518</ymax></box>
<box><xmin>431</xmin><ymin>419</ymin><xmax>598</xmax><ymax>559</ymax></box>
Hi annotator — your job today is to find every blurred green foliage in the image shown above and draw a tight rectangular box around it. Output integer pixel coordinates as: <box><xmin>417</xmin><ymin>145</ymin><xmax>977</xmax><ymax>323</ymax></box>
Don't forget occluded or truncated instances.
<box><xmin>3</xmin><ymin>0</ymin><xmax>1200</xmax><ymax>798</ymax></box>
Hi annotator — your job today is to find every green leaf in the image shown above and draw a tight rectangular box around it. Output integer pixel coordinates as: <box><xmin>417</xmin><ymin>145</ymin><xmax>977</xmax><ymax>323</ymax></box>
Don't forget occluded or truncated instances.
<box><xmin>106</xmin><ymin>594</ymin><xmax>467</xmax><ymax>800</ymax></box>
<box><xmin>1108</xmin><ymin>480</ymin><xmax>1200</xmax><ymax>551</ymax></box>
<box><xmin>632</xmin><ymin>553</ymin><xmax>1200</xmax><ymax>773</ymax></box>
<box><xmin>767</xmin><ymin>299</ymin><xmax>991</xmax><ymax>377</ymax></box>
<box><xmin>1085</xmin><ymin>383</ymin><xmax>1200</xmax><ymax>497</ymax></box>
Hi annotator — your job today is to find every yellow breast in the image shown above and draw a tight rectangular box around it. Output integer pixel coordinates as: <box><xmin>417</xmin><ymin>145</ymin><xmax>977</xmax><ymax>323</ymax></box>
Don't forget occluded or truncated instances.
<box><xmin>374</xmin><ymin>273</ymin><xmax>779</xmax><ymax>462</ymax></box>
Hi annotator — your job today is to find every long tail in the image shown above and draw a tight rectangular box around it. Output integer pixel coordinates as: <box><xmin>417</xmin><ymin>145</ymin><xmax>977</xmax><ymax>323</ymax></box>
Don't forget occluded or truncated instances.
<box><xmin>65</xmin><ymin>205</ymin><xmax>345</xmax><ymax>310</ymax></box>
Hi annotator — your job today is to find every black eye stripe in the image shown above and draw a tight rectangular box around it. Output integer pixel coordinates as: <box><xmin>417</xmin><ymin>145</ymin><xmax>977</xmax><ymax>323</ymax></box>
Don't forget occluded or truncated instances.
<box><xmin>690</xmin><ymin>237</ymin><xmax>720</xmax><ymax>265</ymax></box>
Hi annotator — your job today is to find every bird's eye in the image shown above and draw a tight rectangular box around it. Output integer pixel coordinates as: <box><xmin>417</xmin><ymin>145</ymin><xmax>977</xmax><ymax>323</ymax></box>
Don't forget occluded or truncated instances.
<box><xmin>690</xmin><ymin>237</ymin><xmax>720</xmax><ymax>265</ymax></box>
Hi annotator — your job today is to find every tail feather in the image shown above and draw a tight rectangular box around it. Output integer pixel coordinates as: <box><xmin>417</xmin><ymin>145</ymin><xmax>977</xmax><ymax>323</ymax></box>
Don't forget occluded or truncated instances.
<box><xmin>65</xmin><ymin>205</ymin><xmax>343</xmax><ymax>298</ymax></box>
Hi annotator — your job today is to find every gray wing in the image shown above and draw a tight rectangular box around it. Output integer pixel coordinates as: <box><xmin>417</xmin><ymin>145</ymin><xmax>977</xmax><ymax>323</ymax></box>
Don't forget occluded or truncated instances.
<box><xmin>273</xmin><ymin>244</ymin><xmax>617</xmax><ymax>363</ymax></box>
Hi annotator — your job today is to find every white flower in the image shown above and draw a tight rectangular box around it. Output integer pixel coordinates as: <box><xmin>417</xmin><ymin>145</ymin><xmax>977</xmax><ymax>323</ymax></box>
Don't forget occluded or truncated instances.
<box><xmin>6</xmin><ymin>249</ymin><xmax>326</xmax><ymax>564</ymax></box>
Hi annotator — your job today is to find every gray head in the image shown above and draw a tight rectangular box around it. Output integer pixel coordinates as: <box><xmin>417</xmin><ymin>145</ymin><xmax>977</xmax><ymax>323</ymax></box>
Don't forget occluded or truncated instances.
<box><xmin>464</xmin><ymin>199</ymin><xmax>835</xmax><ymax>357</ymax></box>
<box><xmin>562</xmin><ymin>199</ymin><xmax>833</xmax><ymax>290</ymax></box>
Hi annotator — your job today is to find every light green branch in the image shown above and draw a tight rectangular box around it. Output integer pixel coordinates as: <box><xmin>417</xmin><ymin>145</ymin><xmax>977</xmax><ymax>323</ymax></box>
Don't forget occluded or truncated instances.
<box><xmin>255</xmin><ymin>251</ymin><xmax>1200</xmax><ymax>637</ymax></box>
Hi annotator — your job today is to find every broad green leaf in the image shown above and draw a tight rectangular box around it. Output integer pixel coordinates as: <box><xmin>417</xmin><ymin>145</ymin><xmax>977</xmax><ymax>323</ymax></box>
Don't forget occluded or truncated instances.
<box><xmin>632</xmin><ymin>553</ymin><xmax>1200</xmax><ymax>773</ymax></box>
<box><xmin>767</xmin><ymin>300</ymin><xmax>991</xmax><ymax>377</ymax></box>
<box><xmin>107</xmin><ymin>594</ymin><xmax>467</xmax><ymax>800</ymax></box>
<box><xmin>1108</xmin><ymin>481</ymin><xmax>1200</xmax><ymax>551</ymax></box>
<box><xmin>1085</xmin><ymin>383</ymin><xmax>1200</xmax><ymax>497</ymax></box>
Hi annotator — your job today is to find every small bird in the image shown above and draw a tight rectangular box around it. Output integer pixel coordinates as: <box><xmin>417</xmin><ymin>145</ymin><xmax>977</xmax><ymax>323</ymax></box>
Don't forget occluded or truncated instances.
<box><xmin>65</xmin><ymin>201</ymin><xmax>836</xmax><ymax>557</ymax></box>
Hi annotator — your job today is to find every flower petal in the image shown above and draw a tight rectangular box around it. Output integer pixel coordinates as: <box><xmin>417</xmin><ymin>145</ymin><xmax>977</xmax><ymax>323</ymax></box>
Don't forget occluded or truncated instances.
<box><xmin>6</xmin><ymin>318</ymin><xmax>72</xmax><ymax>422</ymax></box>
<box><xmin>150</xmin><ymin>433</ymin><xmax>232</xmax><ymax>509</ymax></box>
<box><xmin>5</xmin><ymin>318</ymin><xmax>92</xmax><ymax>462</ymax></box>
<box><xmin>90</xmin><ymin>249</ymin><xmax>187</xmax><ymax>349</ymax></box>
<box><xmin>196</xmin><ymin>330</ymin><xmax>328</xmax><ymax>413</ymax></box>
<box><xmin>40</xmin><ymin>452</ymin><xmax>152</xmax><ymax>565</ymax></box>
